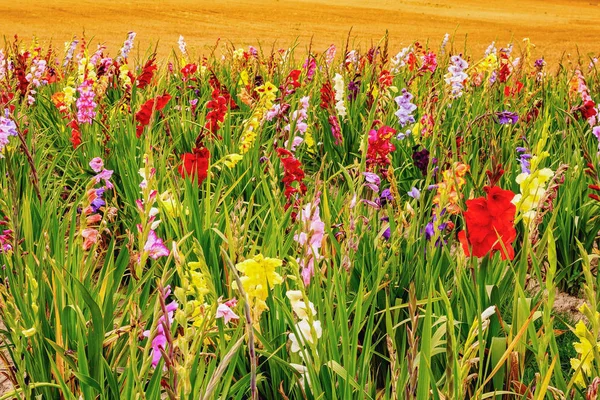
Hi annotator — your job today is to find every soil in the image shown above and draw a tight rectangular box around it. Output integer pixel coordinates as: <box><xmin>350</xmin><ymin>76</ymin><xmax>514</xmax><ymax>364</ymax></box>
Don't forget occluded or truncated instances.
<box><xmin>0</xmin><ymin>0</ymin><xmax>599</xmax><ymax>64</ymax></box>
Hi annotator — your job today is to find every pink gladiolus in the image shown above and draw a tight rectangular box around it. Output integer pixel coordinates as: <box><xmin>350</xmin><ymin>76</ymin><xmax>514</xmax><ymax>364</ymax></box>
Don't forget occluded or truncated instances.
<box><xmin>144</xmin><ymin>230</ymin><xmax>170</xmax><ymax>259</ymax></box>
<box><xmin>216</xmin><ymin>300</ymin><xmax>239</xmax><ymax>324</ymax></box>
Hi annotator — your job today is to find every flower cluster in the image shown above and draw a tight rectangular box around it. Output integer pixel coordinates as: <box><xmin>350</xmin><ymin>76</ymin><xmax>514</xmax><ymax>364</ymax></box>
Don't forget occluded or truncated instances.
<box><xmin>277</xmin><ymin>148</ymin><xmax>307</xmax><ymax>209</ymax></box>
<box><xmin>234</xmin><ymin>254</ymin><xmax>283</xmax><ymax>320</ymax></box>
<box><xmin>239</xmin><ymin>82</ymin><xmax>277</xmax><ymax>154</ymax></box>
<box><xmin>136</xmin><ymin>156</ymin><xmax>169</xmax><ymax>272</ymax></box>
<box><xmin>135</xmin><ymin>94</ymin><xmax>172</xmax><ymax>138</ymax></box>
<box><xmin>433</xmin><ymin>162</ymin><xmax>469</xmax><ymax>214</ymax></box>
<box><xmin>204</xmin><ymin>88</ymin><xmax>228</xmax><ymax>137</ymax></box>
<box><xmin>332</xmin><ymin>73</ymin><xmax>347</xmax><ymax>119</ymax></box>
<box><xmin>287</xmin><ymin>290</ymin><xmax>322</xmax><ymax>353</ymax></box>
<box><xmin>570</xmin><ymin>69</ymin><xmax>598</xmax><ymax>126</ymax></box>
<box><xmin>143</xmin><ymin>285</ymin><xmax>178</xmax><ymax>369</ymax></box>
<box><xmin>81</xmin><ymin>157</ymin><xmax>114</xmax><ymax>250</ymax></box>
<box><xmin>0</xmin><ymin>110</ymin><xmax>17</xmax><ymax>155</ymax></box>
<box><xmin>394</xmin><ymin>88</ymin><xmax>417</xmax><ymax>138</ymax></box>
<box><xmin>285</xmin><ymin>96</ymin><xmax>311</xmax><ymax>151</ymax></box>
<box><xmin>76</xmin><ymin>79</ymin><xmax>97</xmax><ymax>124</ymax></box>
<box><xmin>294</xmin><ymin>201</ymin><xmax>325</xmax><ymax>285</ymax></box>
<box><xmin>367</xmin><ymin>125</ymin><xmax>397</xmax><ymax>169</ymax></box>
<box><xmin>458</xmin><ymin>185</ymin><xmax>517</xmax><ymax>260</ymax></box>
<box><xmin>179</xmin><ymin>146</ymin><xmax>210</xmax><ymax>186</ymax></box>
<box><xmin>570</xmin><ymin>303</ymin><xmax>600</xmax><ymax>387</ymax></box>
<box><xmin>119</xmin><ymin>31</ymin><xmax>136</xmax><ymax>60</ymax></box>
<box><xmin>445</xmin><ymin>55</ymin><xmax>469</xmax><ymax>98</ymax></box>
<box><xmin>512</xmin><ymin>167</ymin><xmax>554</xmax><ymax>225</ymax></box>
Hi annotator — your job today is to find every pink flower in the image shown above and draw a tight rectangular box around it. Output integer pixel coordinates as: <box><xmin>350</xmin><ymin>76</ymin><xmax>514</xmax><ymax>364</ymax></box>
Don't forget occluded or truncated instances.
<box><xmin>89</xmin><ymin>157</ymin><xmax>104</xmax><ymax>172</ymax></box>
<box><xmin>216</xmin><ymin>300</ymin><xmax>239</xmax><ymax>324</ymax></box>
<box><xmin>144</xmin><ymin>230</ymin><xmax>170</xmax><ymax>259</ymax></box>
<box><xmin>142</xmin><ymin>286</ymin><xmax>178</xmax><ymax>369</ymax></box>
<box><xmin>94</xmin><ymin>169</ymin><xmax>114</xmax><ymax>189</ymax></box>
<box><xmin>82</xmin><ymin>228</ymin><xmax>99</xmax><ymax>250</ymax></box>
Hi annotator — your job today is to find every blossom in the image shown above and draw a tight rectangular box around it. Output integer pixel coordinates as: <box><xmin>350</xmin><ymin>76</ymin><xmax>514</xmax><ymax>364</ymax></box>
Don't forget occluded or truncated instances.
<box><xmin>516</xmin><ymin>147</ymin><xmax>532</xmax><ymax>174</ymax></box>
<box><xmin>119</xmin><ymin>31</ymin><xmax>136</xmax><ymax>60</ymax></box>
<box><xmin>93</xmin><ymin>169</ymin><xmax>114</xmax><ymax>189</ymax></box>
<box><xmin>144</xmin><ymin>230</ymin><xmax>170</xmax><ymax>260</ymax></box>
<box><xmin>89</xmin><ymin>157</ymin><xmax>104</xmax><ymax>172</ymax></box>
<box><xmin>512</xmin><ymin>168</ymin><xmax>554</xmax><ymax>224</ymax></box>
<box><xmin>433</xmin><ymin>162</ymin><xmax>469</xmax><ymax>214</ymax></box>
<box><xmin>277</xmin><ymin>148</ymin><xmax>307</xmax><ymax>207</ymax></box>
<box><xmin>286</xmin><ymin>291</ymin><xmax>316</xmax><ymax>319</ymax></box>
<box><xmin>204</xmin><ymin>88</ymin><xmax>228</xmax><ymax>136</ymax></box>
<box><xmin>367</xmin><ymin>125</ymin><xmax>397</xmax><ymax>168</ymax></box>
<box><xmin>136</xmin><ymin>57</ymin><xmax>157</xmax><ymax>89</ymax></box>
<box><xmin>235</xmin><ymin>254</ymin><xmax>283</xmax><ymax>317</ymax></box>
<box><xmin>143</xmin><ymin>286</ymin><xmax>178</xmax><ymax>369</ymax></box>
<box><xmin>135</xmin><ymin>94</ymin><xmax>171</xmax><ymax>138</ymax></box>
<box><xmin>408</xmin><ymin>187</ymin><xmax>421</xmax><ymax>200</ymax></box>
<box><xmin>178</xmin><ymin>147</ymin><xmax>210</xmax><ymax>185</ymax></box>
<box><xmin>333</xmin><ymin>73</ymin><xmax>347</xmax><ymax>118</ymax></box>
<box><xmin>216</xmin><ymin>300</ymin><xmax>239</xmax><ymax>325</ymax></box>
<box><xmin>76</xmin><ymin>80</ymin><xmax>97</xmax><ymax>124</ymax></box>
<box><xmin>395</xmin><ymin>88</ymin><xmax>417</xmax><ymax>128</ymax></box>
<box><xmin>458</xmin><ymin>186</ymin><xmax>517</xmax><ymax>260</ymax></box>
<box><xmin>412</xmin><ymin>147</ymin><xmax>430</xmax><ymax>176</ymax></box>
<box><xmin>496</xmin><ymin>111</ymin><xmax>519</xmax><ymax>125</ymax></box>
<box><xmin>82</xmin><ymin>228</ymin><xmax>99</xmax><ymax>250</ymax></box>
<box><xmin>445</xmin><ymin>55</ymin><xmax>469</xmax><ymax>98</ymax></box>
<box><xmin>363</xmin><ymin>172</ymin><xmax>380</xmax><ymax>192</ymax></box>
<box><xmin>379</xmin><ymin>189</ymin><xmax>394</xmax><ymax>206</ymax></box>
<box><xmin>289</xmin><ymin>319</ymin><xmax>322</xmax><ymax>353</ymax></box>
<box><xmin>294</xmin><ymin>202</ymin><xmax>325</xmax><ymax>285</ymax></box>
<box><xmin>0</xmin><ymin>112</ymin><xmax>17</xmax><ymax>155</ymax></box>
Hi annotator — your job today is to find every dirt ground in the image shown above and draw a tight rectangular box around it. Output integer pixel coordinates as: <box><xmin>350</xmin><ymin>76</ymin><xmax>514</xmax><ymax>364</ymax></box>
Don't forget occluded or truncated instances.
<box><xmin>1</xmin><ymin>0</ymin><xmax>599</xmax><ymax>64</ymax></box>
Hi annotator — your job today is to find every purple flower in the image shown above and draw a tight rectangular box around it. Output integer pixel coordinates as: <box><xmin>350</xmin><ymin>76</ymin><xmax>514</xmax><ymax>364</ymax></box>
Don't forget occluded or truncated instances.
<box><xmin>90</xmin><ymin>188</ymin><xmax>106</xmax><ymax>213</ymax></box>
<box><xmin>94</xmin><ymin>169</ymin><xmax>114</xmax><ymax>189</ymax></box>
<box><xmin>142</xmin><ymin>285</ymin><xmax>178</xmax><ymax>369</ymax></box>
<box><xmin>496</xmin><ymin>111</ymin><xmax>519</xmax><ymax>125</ymax></box>
<box><xmin>363</xmin><ymin>172</ymin><xmax>380</xmax><ymax>192</ymax></box>
<box><xmin>144</xmin><ymin>230</ymin><xmax>170</xmax><ymax>260</ymax></box>
<box><xmin>412</xmin><ymin>147</ymin><xmax>430</xmax><ymax>176</ymax></box>
<box><xmin>347</xmin><ymin>80</ymin><xmax>360</xmax><ymax>102</ymax></box>
<box><xmin>517</xmin><ymin>147</ymin><xmax>532</xmax><ymax>174</ymax></box>
<box><xmin>380</xmin><ymin>216</ymin><xmax>391</xmax><ymax>241</ymax></box>
<box><xmin>379</xmin><ymin>188</ymin><xmax>394</xmax><ymax>206</ymax></box>
<box><xmin>407</xmin><ymin>187</ymin><xmax>421</xmax><ymax>200</ymax></box>
<box><xmin>89</xmin><ymin>157</ymin><xmax>104</xmax><ymax>173</ymax></box>
<box><xmin>119</xmin><ymin>31</ymin><xmax>136</xmax><ymax>60</ymax></box>
<box><xmin>0</xmin><ymin>112</ymin><xmax>17</xmax><ymax>154</ymax></box>
<box><xmin>394</xmin><ymin>88</ymin><xmax>417</xmax><ymax>129</ymax></box>
<box><xmin>534</xmin><ymin>58</ymin><xmax>545</xmax><ymax>69</ymax></box>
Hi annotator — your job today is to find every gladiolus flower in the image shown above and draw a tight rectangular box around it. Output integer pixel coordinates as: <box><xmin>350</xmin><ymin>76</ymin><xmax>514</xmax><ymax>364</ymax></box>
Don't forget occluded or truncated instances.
<box><xmin>178</xmin><ymin>147</ymin><xmax>210</xmax><ymax>185</ymax></box>
<box><xmin>144</xmin><ymin>230</ymin><xmax>170</xmax><ymax>259</ymax></box>
<box><xmin>458</xmin><ymin>186</ymin><xmax>517</xmax><ymax>260</ymax></box>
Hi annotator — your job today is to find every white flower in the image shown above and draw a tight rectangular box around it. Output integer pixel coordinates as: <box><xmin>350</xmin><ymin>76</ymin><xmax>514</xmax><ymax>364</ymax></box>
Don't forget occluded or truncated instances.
<box><xmin>289</xmin><ymin>319</ymin><xmax>322</xmax><ymax>353</ymax></box>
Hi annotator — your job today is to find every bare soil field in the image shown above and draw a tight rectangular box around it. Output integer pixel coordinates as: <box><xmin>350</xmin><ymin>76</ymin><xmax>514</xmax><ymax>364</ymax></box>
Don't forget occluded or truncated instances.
<box><xmin>1</xmin><ymin>0</ymin><xmax>599</xmax><ymax>63</ymax></box>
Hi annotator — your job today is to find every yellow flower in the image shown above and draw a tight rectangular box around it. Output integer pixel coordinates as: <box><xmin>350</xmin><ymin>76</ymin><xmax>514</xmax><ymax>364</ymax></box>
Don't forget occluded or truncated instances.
<box><xmin>512</xmin><ymin>168</ymin><xmax>553</xmax><ymax>224</ymax></box>
<box><xmin>571</xmin><ymin>320</ymin><xmax>600</xmax><ymax>387</ymax></box>
<box><xmin>235</xmin><ymin>254</ymin><xmax>283</xmax><ymax>317</ymax></box>
<box><xmin>223</xmin><ymin>154</ymin><xmax>243</xmax><ymax>169</ymax></box>
<box><xmin>238</xmin><ymin>70</ymin><xmax>249</xmax><ymax>86</ymax></box>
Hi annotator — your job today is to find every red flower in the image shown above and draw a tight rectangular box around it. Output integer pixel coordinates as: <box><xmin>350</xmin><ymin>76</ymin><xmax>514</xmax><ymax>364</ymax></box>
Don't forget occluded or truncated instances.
<box><xmin>181</xmin><ymin>63</ymin><xmax>197</xmax><ymax>80</ymax></box>
<box><xmin>67</xmin><ymin>119</ymin><xmax>82</xmax><ymax>149</ymax></box>
<box><xmin>204</xmin><ymin>88</ymin><xmax>228</xmax><ymax>136</ymax></box>
<box><xmin>367</xmin><ymin>125</ymin><xmax>396</xmax><ymax>168</ymax></box>
<box><xmin>458</xmin><ymin>186</ymin><xmax>517</xmax><ymax>260</ymax></box>
<box><xmin>580</xmin><ymin>100</ymin><xmax>598</xmax><ymax>120</ymax></box>
<box><xmin>276</xmin><ymin>148</ymin><xmax>307</xmax><ymax>207</ymax></box>
<box><xmin>178</xmin><ymin>147</ymin><xmax>210</xmax><ymax>185</ymax></box>
<box><xmin>135</xmin><ymin>94</ymin><xmax>171</xmax><ymax>138</ymax></box>
<box><xmin>320</xmin><ymin>82</ymin><xmax>335</xmax><ymax>109</ymax></box>
<box><xmin>137</xmin><ymin>57</ymin><xmax>157</xmax><ymax>89</ymax></box>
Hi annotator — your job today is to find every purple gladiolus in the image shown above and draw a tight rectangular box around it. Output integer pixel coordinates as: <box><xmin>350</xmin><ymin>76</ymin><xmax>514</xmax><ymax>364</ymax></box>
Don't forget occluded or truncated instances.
<box><xmin>496</xmin><ymin>111</ymin><xmax>519</xmax><ymax>125</ymax></box>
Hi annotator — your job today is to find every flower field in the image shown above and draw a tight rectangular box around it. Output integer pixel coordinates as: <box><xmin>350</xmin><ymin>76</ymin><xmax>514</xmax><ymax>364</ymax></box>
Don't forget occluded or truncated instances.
<box><xmin>1</xmin><ymin>32</ymin><xmax>600</xmax><ymax>399</ymax></box>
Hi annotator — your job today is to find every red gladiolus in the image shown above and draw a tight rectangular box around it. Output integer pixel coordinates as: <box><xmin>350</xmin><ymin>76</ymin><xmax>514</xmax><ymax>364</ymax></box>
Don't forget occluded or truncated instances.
<box><xmin>135</xmin><ymin>94</ymin><xmax>171</xmax><ymax>138</ymax></box>
<box><xmin>178</xmin><ymin>147</ymin><xmax>210</xmax><ymax>185</ymax></box>
<box><xmin>367</xmin><ymin>125</ymin><xmax>396</xmax><ymax>168</ymax></box>
<box><xmin>458</xmin><ymin>186</ymin><xmax>517</xmax><ymax>260</ymax></box>
<box><xmin>320</xmin><ymin>82</ymin><xmax>335</xmax><ymax>109</ymax></box>
<box><xmin>580</xmin><ymin>100</ymin><xmax>598</xmax><ymax>120</ymax></box>
<box><xmin>137</xmin><ymin>57</ymin><xmax>157</xmax><ymax>89</ymax></box>
<box><xmin>204</xmin><ymin>88</ymin><xmax>228</xmax><ymax>137</ymax></box>
<box><xmin>277</xmin><ymin>148</ymin><xmax>307</xmax><ymax>207</ymax></box>
<box><xmin>67</xmin><ymin>119</ymin><xmax>82</xmax><ymax>149</ymax></box>
<box><xmin>181</xmin><ymin>63</ymin><xmax>197</xmax><ymax>80</ymax></box>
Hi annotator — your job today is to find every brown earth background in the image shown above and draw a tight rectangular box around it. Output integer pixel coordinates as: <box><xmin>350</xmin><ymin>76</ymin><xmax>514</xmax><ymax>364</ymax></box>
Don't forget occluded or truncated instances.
<box><xmin>1</xmin><ymin>0</ymin><xmax>599</xmax><ymax>64</ymax></box>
